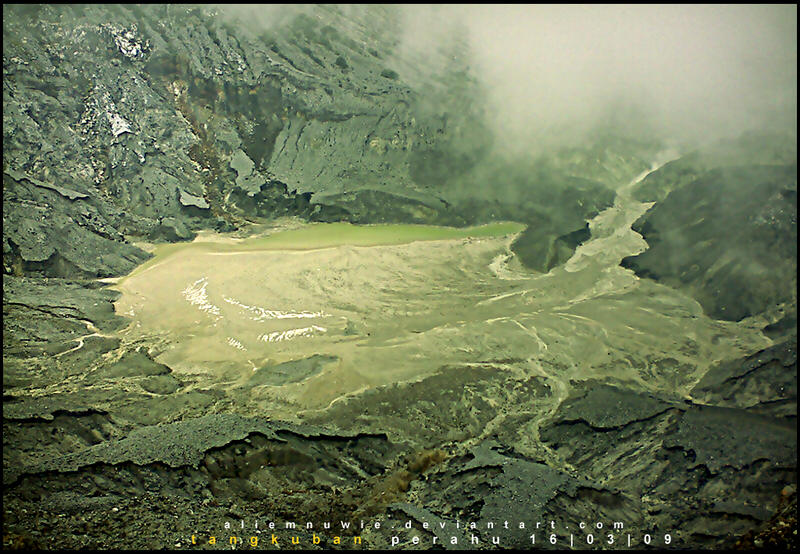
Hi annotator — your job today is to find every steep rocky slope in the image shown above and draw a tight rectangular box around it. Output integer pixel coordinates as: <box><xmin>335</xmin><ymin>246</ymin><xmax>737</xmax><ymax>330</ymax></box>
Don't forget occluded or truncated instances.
<box><xmin>623</xmin><ymin>135</ymin><xmax>797</xmax><ymax>322</ymax></box>
<box><xmin>3</xmin><ymin>4</ymin><xmax>637</xmax><ymax>279</ymax></box>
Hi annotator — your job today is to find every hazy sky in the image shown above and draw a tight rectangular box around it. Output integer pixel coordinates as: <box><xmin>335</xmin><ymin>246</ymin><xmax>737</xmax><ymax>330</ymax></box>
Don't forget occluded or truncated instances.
<box><xmin>399</xmin><ymin>4</ymin><xmax>797</xmax><ymax>149</ymax></box>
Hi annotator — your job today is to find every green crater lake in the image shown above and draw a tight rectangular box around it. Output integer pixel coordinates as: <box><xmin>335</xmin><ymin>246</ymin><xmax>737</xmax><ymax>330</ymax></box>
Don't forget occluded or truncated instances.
<box><xmin>128</xmin><ymin>221</ymin><xmax>527</xmax><ymax>277</ymax></box>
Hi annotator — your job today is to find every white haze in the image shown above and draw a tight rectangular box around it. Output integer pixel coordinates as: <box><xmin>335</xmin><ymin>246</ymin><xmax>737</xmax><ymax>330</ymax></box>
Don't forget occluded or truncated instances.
<box><xmin>216</xmin><ymin>4</ymin><xmax>797</xmax><ymax>151</ymax></box>
<box><xmin>399</xmin><ymin>4</ymin><xmax>797</xmax><ymax>150</ymax></box>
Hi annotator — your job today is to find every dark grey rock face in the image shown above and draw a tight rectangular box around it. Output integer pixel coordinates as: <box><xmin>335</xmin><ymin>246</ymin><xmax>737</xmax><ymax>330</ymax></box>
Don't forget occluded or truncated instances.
<box><xmin>538</xmin><ymin>380</ymin><xmax>797</xmax><ymax>549</ymax></box>
<box><xmin>3</xmin><ymin>171</ymin><xmax>152</xmax><ymax>278</ymax></box>
<box><xmin>691</xmin><ymin>336</ymin><xmax>797</xmax><ymax>420</ymax></box>
<box><xmin>511</xmin><ymin>222</ymin><xmax>592</xmax><ymax>273</ymax></box>
<box><xmin>623</xmin><ymin>133</ymin><xmax>797</xmax><ymax>323</ymax></box>
<box><xmin>3</xmin><ymin>275</ymin><xmax>127</xmax><ymax>358</ymax></box>
<box><xmin>622</xmin><ymin>162</ymin><xmax>796</xmax><ymax>321</ymax></box>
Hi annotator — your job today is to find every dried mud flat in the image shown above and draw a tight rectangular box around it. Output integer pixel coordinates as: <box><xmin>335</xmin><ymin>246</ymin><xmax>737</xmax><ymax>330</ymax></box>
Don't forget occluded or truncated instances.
<box><xmin>5</xmin><ymin>170</ymin><xmax>796</xmax><ymax>550</ymax></box>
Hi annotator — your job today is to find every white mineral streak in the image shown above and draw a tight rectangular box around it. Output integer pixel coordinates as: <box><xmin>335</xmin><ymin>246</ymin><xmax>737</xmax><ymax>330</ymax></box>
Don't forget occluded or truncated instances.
<box><xmin>104</xmin><ymin>23</ymin><xmax>148</xmax><ymax>59</ymax></box>
<box><xmin>259</xmin><ymin>325</ymin><xmax>327</xmax><ymax>343</ymax></box>
<box><xmin>223</xmin><ymin>296</ymin><xmax>327</xmax><ymax>320</ymax></box>
<box><xmin>226</xmin><ymin>337</ymin><xmax>246</xmax><ymax>350</ymax></box>
<box><xmin>106</xmin><ymin>111</ymin><xmax>133</xmax><ymax>137</ymax></box>
<box><xmin>182</xmin><ymin>277</ymin><xmax>221</xmax><ymax>318</ymax></box>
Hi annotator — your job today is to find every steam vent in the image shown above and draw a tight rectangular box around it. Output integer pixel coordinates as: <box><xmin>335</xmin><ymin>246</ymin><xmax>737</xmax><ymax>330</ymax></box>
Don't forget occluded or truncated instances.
<box><xmin>3</xmin><ymin>4</ymin><xmax>797</xmax><ymax>550</ymax></box>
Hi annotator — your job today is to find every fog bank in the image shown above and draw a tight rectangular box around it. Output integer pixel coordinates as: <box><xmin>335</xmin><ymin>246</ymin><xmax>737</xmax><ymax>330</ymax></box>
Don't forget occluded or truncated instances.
<box><xmin>399</xmin><ymin>4</ymin><xmax>797</xmax><ymax>150</ymax></box>
<box><xmin>216</xmin><ymin>4</ymin><xmax>797</xmax><ymax>151</ymax></box>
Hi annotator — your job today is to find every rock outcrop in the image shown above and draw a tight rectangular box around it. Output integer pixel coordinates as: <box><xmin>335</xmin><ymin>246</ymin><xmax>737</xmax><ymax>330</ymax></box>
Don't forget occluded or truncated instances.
<box><xmin>623</xmin><ymin>152</ymin><xmax>796</xmax><ymax>322</ymax></box>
